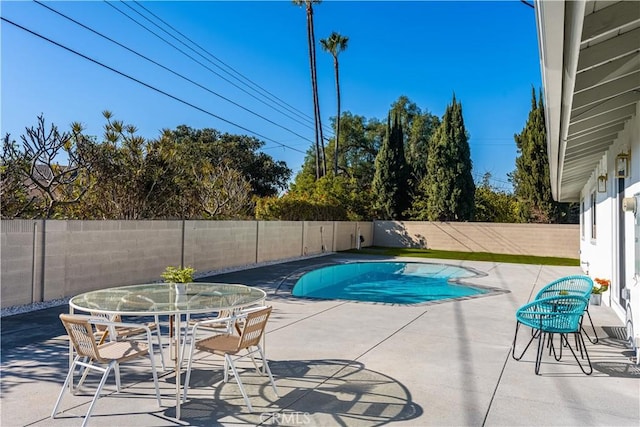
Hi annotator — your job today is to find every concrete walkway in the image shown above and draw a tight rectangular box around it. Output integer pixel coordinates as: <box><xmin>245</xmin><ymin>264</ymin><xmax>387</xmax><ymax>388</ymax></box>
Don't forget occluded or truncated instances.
<box><xmin>1</xmin><ymin>254</ymin><xmax>638</xmax><ymax>426</ymax></box>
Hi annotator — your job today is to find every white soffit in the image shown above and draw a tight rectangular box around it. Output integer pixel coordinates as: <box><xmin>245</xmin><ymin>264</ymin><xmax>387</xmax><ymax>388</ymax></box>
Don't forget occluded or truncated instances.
<box><xmin>538</xmin><ymin>0</ymin><xmax>640</xmax><ymax>202</ymax></box>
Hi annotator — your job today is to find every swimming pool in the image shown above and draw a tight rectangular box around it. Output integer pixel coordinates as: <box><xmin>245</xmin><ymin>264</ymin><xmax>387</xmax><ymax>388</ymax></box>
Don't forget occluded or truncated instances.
<box><xmin>292</xmin><ymin>262</ymin><xmax>486</xmax><ymax>304</ymax></box>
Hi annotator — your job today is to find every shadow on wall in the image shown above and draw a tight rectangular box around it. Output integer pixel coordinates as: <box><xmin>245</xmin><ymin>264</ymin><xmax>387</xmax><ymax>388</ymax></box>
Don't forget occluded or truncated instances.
<box><xmin>374</xmin><ymin>221</ymin><xmax>427</xmax><ymax>249</ymax></box>
<box><xmin>598</xmin><ymin>324</ymin><xmax>640</xmax><ymax>375</ymax></box>
<box><xmin>625</xmin><ymin>301</ymin><xmax>638</xmax><ymax>362</ymax></box>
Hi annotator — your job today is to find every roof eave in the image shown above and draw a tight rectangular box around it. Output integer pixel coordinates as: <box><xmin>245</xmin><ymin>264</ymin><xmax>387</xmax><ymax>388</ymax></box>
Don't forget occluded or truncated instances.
<box><xmin>535</xmin><ymin>0</ymin><xmax>586</xmax><ymax>202</ymax></box>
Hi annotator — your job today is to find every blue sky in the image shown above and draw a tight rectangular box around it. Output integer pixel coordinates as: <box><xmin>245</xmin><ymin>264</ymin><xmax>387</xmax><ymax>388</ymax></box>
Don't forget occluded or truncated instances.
<box><xmin>1</xmin><ymin>0</ymin><xmax>541</xmax><ymax>189</ymax></box>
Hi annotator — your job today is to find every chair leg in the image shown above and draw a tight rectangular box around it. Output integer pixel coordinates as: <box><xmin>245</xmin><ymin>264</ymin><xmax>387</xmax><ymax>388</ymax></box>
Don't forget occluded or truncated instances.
<box><xmin>575</xmin><ymin>331</ymin><xmax>585</xmax><ymax>358</ymax></box>
<box><xmin>182</xmin><ymin>333</ymin><xmax>198</xmax><ymax>402</ymax></box>
<box><xmin>180</xmin><ymin>335</ymin><xmax>188</xmax><ymax>370</ymax></box>
<box><xmin>226</xmin><ymin>354</ymin><xmax>253</xmax><ymax>412</ymax></box>
<box><xmin>81</xmin><ymin>363</ymin><xmax>114</xmax><ymax>427</ymax></box>
<box><xmin>535</xmin><ymin>331</ymin><xmax>546</xmax><ymax>375</ymax></box>
<box><xmin>154</xmin><ymin>318</ymin><xmax>166</xmax><ymax>371</ymax></box>
<box><xmin>76</xmin><ymin>358</ymin><xmax>93</xmax><ymax>393</ymax></box>
<box><xmin>561</xmin><ymin>332</ymin><xmax>593</xmax><ymax>375</ymax></box>
<box><xmin>75</xmin><ymin>356</ymin><xmax>90</xmax><ymax>389</ymax></box>
<box><xmin>223</xmin><ymin>358</ymin><xmax>230</xmax><ymax>383</ymax></box>
<box><xmin>180</xmin><ymin>314</ymin><xmax>190</xmax><ymax>370</ymax></box>
<box><xmin>52</xmin><ymin>356</ymin><xmax>80</xmax><ymax>418</ymax></box>
<box><xmin>248</xmin><ymin>350</ymin><xmax>261</xmax><ymax>374</ymax></box>
<box><xmin>582</xmin><ymin>308</ymin><xmax>599</xmax><ymax>344</ymax></box>
<box><xmin>548</xmin><ymin>333</ymin><xmax>563</xmax><ymax>361</ymax></box>
<box><xmin>147</xmin><ymin>345</ymin><xmax>162</xmax><ymax>407</ymax></box>
<box><xmin>114</xmin><ymin>363</ymin><xmax>122</xmax><ymax>392</ymax></box>
<box><xmin>511</xmin><ymin>322</ymin><xmax>521</xmax><ymax>359</ymax></box>
<box><xmin>257</xmin><ymin>346</ymin><xmax>278</xmax><ymax>396</ymax></box>
<box><xmin>512</xmin><ymin>322</ymin><xmax>539</xmax><ymax>361</ymax></box>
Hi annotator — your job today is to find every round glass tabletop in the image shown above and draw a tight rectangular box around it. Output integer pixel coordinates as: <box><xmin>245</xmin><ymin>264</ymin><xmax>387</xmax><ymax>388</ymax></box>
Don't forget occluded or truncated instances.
<box><xmin>69</xmin><ymin>282</ymin><xmax>267</xmax><ymax>316</ymax></box>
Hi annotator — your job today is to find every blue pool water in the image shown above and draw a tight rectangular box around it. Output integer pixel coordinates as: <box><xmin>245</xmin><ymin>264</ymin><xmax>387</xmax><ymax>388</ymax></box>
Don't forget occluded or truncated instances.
<box><xmin>292</xmin><ymin>262</ymin><xmax>485</xmax><ymax>304</ymax></box>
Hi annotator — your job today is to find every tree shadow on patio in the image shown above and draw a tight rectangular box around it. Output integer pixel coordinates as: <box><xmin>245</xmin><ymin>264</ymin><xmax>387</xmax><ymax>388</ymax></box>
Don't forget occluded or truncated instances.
<box><xmin>173</xmin><ymin>358</ymin><xmax>422</xmax><ymax>426</ymax></box>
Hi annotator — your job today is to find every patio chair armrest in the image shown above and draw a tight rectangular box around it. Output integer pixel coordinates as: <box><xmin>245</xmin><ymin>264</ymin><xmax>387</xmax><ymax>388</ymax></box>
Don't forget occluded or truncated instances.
<box><xmin>189</xmin><ymin>307</ymin><xmax>268</xmax><ymax>335</ymax></box>
<box><xmin>87</xmin><ymin>316</ymin><xmax>155</xmax><ymax>340</ymax></box>
<box><xmin>190</xmin><ymin>315</ymin><xmax>235</xmax><ymax>335</ymax></box>
<box><xmin>98</xmin><ymin>320</ymin><xmax>154</xmax><ymax>333</ymax></box>
<box><xmin>239</xmin><ymin>305</ymin><xmax>269</xmax><ymax>315</ymax></box>
<box><xmin>193</xmin><ymin>315</ymin><xmax>234</xmax><ymax>326</ymax></box>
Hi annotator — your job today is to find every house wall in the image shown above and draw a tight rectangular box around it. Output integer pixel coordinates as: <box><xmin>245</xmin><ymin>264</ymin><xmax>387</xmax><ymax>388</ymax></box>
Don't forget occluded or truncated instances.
<box><xmin>580</xmin><ymin>103</ymin><xmax>640</xmax><ymax>352</ymax></box>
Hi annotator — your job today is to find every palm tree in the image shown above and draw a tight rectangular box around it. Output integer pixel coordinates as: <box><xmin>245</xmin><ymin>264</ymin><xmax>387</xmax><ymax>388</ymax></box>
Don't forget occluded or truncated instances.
<box><xmin>293</xmin><ymin>0</ymin><xmax>325</xmax><ymax>179</ymax></box>
<box><xmin>320</xmin><ymin>32</ymin><xmax>348</xmax><ymax>176</ymax></box>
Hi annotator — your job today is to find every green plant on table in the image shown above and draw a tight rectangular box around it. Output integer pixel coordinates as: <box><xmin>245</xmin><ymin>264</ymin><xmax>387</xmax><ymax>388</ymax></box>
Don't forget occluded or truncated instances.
<box><xmin>161</xmin><ymin>266</ymin><xmax>195</xmax><ymax>283</ymax></box>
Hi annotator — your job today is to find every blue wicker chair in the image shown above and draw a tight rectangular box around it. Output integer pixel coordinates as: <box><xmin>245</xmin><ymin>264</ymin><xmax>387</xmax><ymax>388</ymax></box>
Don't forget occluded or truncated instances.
<box><xmin>512</xmin><ymin>295</ymin><xmax>592</xmax><ymax>375</ymax></box>
<box><xmin>534</xmin><ymin>275</ymin><xmax>598</xmax><ymax>343</ymax></box>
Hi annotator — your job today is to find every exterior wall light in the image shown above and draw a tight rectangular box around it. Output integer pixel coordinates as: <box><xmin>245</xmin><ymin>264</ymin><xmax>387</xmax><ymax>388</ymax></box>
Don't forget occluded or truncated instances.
<box><xmin>616</xmin><ymin>152</ymin><xmax>630</xmax><ymax>178</ymax></box>
<box><xmin>597</xmin><ymin>174</ymin><xmax>607</xmax><ymax>193</ymax></box>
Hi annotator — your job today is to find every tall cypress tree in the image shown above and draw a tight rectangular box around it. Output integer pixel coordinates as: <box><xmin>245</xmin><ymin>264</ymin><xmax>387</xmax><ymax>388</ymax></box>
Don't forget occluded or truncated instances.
<box><xmin>510</xmin><ymin>88</ymin><xmax>572</xmax><ymax>223</ymax></box>
<box><xmin>371</xmin><ymin>112</ymin><xmax>409</xmax><ymax>219</ymax></box>
<box><xmin>420</xmin><ymin>94</ymin><xmax>475</xmax><ymax>221</ymax></box>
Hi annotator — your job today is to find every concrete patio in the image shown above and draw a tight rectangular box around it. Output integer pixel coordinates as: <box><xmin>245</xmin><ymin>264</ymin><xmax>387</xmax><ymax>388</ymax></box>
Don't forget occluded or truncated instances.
<box><xmin>1</xmin><ymin>254</ymin><xmax>639</xmax><ymax>426</ymax></box>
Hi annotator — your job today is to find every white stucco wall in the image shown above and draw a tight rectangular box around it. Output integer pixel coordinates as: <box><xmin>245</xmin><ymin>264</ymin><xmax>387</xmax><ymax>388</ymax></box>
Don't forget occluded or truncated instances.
<box><xmin>580</xmin><ymin>102</ymin><xmax>640</xmax><ymax>352</ymax></box>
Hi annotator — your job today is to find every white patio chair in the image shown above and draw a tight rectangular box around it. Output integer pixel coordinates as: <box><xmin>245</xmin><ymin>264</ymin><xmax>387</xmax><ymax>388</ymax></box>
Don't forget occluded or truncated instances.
<box><xmin>52</xmin><ymin>314</ymin><xmax>161</xmax><ymax>427</ymax></box>
<box><xmin>183</xmin><ymin>306</ymin><xmax>278</xmax><ymax>412</ymax></box>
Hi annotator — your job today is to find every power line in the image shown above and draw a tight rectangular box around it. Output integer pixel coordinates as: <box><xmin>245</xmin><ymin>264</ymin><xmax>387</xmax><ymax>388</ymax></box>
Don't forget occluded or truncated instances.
<box><xmin>0</xmin><ymin>16</ymin><xmax>307</xmax><ymax>155</ymax></box>
<box><xmin>130</xmin><ymin>0</ymin><xmax>333</xmax><ymax>136</ymax></box>
<box><xmin>105</xmin><ymin>0</ymin><xmax>333</xmax><ymax>139</ymax></box>
<box><xmin>125</xmin><ymin>0</ymin><xmax>316</xmax><ymax>129</ymax></box>
<box><xmin>473</xmin><ymin>172</ymin><xmax>513</xmax><ymax>186</ymax></box>
<box><xmin>33</xmin><ymin>0</ymin><xmax>315</xmax><ymax>146</ymax></box>
<box><xmin>520</xmin><ymin>1</ymin><xmax>535</xmax><ymax>10</ymax></box>
<box><xmin>103</xmin><ymin>1</ymin><xmax>314</xmax><ymax>133</ymax></box>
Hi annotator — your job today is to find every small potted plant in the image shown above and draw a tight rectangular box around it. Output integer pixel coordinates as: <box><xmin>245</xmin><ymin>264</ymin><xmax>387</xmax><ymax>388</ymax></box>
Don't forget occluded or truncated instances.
<box><xmin>591</xmin><ymin>278</ymin><xmax>610</xmax><ymax>305</ymax></box>
<box><xmin>161</xmin><ymin>266</ymin><xmax>195</xmax><ymax>294</ymax></box>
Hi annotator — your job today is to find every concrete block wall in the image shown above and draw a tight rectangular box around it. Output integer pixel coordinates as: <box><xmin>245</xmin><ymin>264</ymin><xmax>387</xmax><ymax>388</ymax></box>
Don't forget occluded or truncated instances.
<box><xmin>359</xmin><ymin>222</ymin><xmax>374</xmax><ymax>249</ymax></box>
<box><xmin>303</xmin><ymin>221</ymin><xmax>334</xmax><ymax>255</ymax></box>
<box><xmin>257</xmin><ymin>221</ymin><xmax>304</xmax><ymax>263</ymax></box>
<box><xmin>184</xmin><ymin>220</ymin><xmax>257</xmax><ymax>271</ymax></box>
<box><xmin>50</xmin><ymin>221</ymin><xmax>183</xmax><ymax>299</ymax></box>
<box><xmin>2</xmin><ymin>219</ymin><xmax>577</xmax><ymax>309</ymax></box>
<box><xmin>333</xmin><ymin>222</ymin><xmax>373</xmax><ymax>251</ymax></box>
<box><xmin>3</xmin><ymin>219</ymin><xmax>373</xmax><ymax>308</ymax></box>
<box><xmin>1</xmin><ymin>220</ymin><xmax>45</xmax><ymax>307</ymax></box>
<box><xmin>373</xmin><ymin>221</ymin><xmax>579</xmax><ymax>258</ymax></box>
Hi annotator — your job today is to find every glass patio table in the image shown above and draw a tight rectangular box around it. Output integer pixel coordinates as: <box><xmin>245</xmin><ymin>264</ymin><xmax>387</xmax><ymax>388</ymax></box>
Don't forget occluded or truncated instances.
<box><xmin>69</xmin><ymin>282</ymin><xmax>267</xmax><ymax>419</ymax></box>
